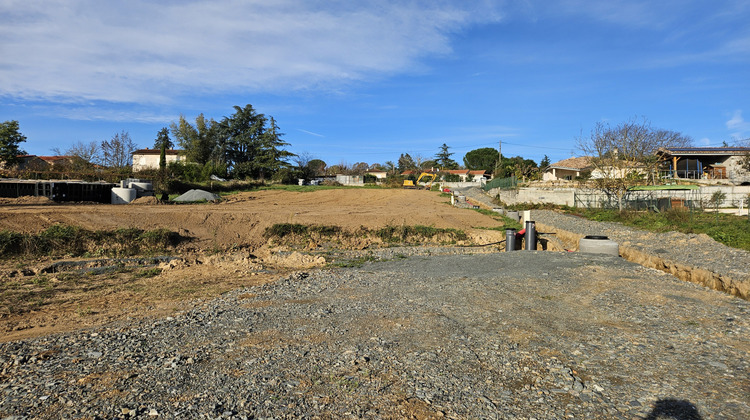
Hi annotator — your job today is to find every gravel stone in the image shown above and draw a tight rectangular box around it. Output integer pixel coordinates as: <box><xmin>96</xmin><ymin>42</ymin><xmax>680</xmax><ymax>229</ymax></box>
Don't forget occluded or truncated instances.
<box><xmin>1</xmin><ymin>249</ymin><xmax>748</xmax><ymax>419</ymax></box>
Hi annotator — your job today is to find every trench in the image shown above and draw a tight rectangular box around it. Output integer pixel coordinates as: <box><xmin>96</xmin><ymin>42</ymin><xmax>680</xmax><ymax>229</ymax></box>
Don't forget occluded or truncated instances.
<box><xmin>534</xmin><ymin>222</ymin><xmax>749</xmax><ymax>301</ymax></box>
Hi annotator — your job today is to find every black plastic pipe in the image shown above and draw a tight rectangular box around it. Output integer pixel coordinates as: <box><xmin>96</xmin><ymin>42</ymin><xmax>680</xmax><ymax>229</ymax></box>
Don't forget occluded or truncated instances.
<box><xmin>505</xmin><ymin>229</ymin><xmax>517</xmax><ymax>252</ymax></box>
<box><xmin>524</xmin><ymin>221</ymin><xmax>537</xmax><ymax>251</ymax></box>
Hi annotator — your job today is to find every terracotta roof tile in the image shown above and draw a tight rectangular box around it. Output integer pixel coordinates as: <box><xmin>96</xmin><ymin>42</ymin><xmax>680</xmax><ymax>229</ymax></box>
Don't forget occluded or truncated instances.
<box><xmin>548</xmin><ymin>157</ymin><xmax>593</xmax><ymax>170</ymax></box>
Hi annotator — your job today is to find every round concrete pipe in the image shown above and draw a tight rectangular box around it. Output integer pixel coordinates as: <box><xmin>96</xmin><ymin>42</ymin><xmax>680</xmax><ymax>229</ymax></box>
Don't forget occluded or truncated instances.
<box><xmin>111</xmin><ymin>187</ymin><xmax>136</xmax><ymax>204</ymax></box>
<box><xmin>524</xmin><ymin>221</ymin><xmax>537</xmax><ymax>250</ymax></box>
<box><xmin>129</xmin><ymin>182</ymin><xmax>153</xmax><ymax>192</ymax></box>
<box><xmin>505</xmin><ymin>229</ymin><xmax>517</xmax><ymax>252</ymax></box>
<box><xmin>579</xmin><ymin>235</ymin><xmax>619</xmax><ymax>256</ymax></box>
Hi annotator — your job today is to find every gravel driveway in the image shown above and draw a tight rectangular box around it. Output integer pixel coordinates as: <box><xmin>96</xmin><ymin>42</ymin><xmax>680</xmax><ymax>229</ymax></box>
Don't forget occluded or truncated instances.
<box><xmin>2</xmin><ymin>250</ymin><xmax>748</xmax><ymax>419</ymax></box>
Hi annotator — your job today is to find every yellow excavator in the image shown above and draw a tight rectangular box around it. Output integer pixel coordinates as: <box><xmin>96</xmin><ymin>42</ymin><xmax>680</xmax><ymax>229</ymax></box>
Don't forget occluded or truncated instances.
<box><xmin>403</xmin><ymin>172</ymin><xmax>437</xmax><ymax>190</ymax></box>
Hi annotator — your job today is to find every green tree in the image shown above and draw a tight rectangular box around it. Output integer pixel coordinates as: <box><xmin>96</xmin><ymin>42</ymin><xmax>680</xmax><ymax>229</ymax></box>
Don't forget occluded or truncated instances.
<box><xmin>384</xmin><ymin>160</ymin><xmax>396</xmax><ymax>175</ymax></box>
<box><xmin>159</xmin><ymin>141</ymin><xmax>167</xmax><ymax>171</ymax></box>
<box><xmin>154</xmin><ymin>127</ymin><xmax>173</xmax><ymax>150</ymax></box>
<box><xmin>435</xmin><ymin>143</ymin><xmax>458</xmax><ymax>169</ymax></box>
<box><xmin>292</xmin><ymin>152</ymin><xmax>321</xmax><ymax>181</ymax></box>
<box><xmin>351</xmin><ymin>162</ymin><xmax>369</xmax><ymax>175</ymax></box>
<box><xmin>0</xmin><ymin>120</ymin><xmax>27</xmax><ymax>165</ymax></box>
<box><xmin>218</xmin><ymin>105</ymin><xmax>293</xmax><ymax>180</ymax></box>
<box><xmin>256</xmin><ymin>116</ymin><xmax>294</xmax><ymax>180</ymax></box>
<box><xmin>709</xmin><ymin>190</ymin><xmax>727</xmax><ymax>222</ymax></box>
<box><xmin>539</xmin><ymin>155</ymin><xmax>551</xmax><ymax>169</ymax></box>
<box><xmin>170</xmin><ymin>114</ymin><xmax>217</xmax><ymax>165</ymax></box>
<box><xmin>463</xmin><ymin>147</ymin><xmax>499</xmax><ymax>172</ymax></box>
<box><xmin>397</xmin><ymin>153</ymin><xmax>416</xmax><ymax>173</ymax></box>
<box><xmin>307</xmin><ymin>159</ymin><xmax>327</xmax><ymax>177</ymax></box>
<box><xmin>420</xmin><ymin>159</ymin><xmax>438</xmax><ymax>170</ymax></box>
<box><xmin>500</xmin><ymin>155</ymin><xmax>538</xmax><ymax>180</ymax></box>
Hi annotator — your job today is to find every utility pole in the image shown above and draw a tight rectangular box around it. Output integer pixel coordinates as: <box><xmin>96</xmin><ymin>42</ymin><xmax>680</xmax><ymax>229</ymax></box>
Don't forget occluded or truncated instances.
<box><xmin>495</xmin><ymin>139</ymin><xmax>502</xmax><ymax>178</ymax></box>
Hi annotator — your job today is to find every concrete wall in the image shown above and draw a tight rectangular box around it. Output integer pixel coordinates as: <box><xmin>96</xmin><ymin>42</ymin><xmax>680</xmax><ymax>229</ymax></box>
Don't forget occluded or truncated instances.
<box><xmin>487</xmin><ymin>184</ymin><xmax>750</xmax><ymax>208</ymax></box>
<box><xmin>488</xmin><ymin>187</ymin><xmax>576</xmax><ymax>206</ymax></box>
<box><xmin>335</xmin><ymin>174</ymin><xmax>364</xmax><ymax>186</ymax></box>
<box><xmin>698</xmin><ymin>185</ymin><xmax>750</xmax><ymax>207</ymax></box>
<box><xmin>440</xmin><ymin>181</ymin><xmax>485</xmax><ymax>189</ymax></box>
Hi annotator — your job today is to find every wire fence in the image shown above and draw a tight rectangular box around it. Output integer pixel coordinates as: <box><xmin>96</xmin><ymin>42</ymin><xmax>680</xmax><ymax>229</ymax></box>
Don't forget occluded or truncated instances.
<box><xmin>483</xmin><ymin>176</ymin><xmax>517</xmax><ymax>191</ymax></box>
<box><xmin>574</xmin><ymin>189</ymin><xmax>750</xmax><ymax>210</ymax></box>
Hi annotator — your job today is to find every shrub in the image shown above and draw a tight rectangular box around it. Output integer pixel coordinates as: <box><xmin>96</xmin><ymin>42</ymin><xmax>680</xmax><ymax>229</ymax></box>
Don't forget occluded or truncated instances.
<box><xmin>264</xmin><ymin>223</ymin><xmax>308</xmax><ymax>238</ymax></box>
<box><xmin>0</xmin><ymin>230</ymin><xmax>23</xmax><ymax>255</ymax></box>
<box><xmin>0</xmin><ymin>225</ymin><xmax>184</xmax><ymax>258</ymax></box>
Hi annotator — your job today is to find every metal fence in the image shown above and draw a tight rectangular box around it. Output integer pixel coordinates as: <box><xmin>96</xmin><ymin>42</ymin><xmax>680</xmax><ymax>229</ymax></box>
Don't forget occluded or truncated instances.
<box><xmin>574</xmin><ymin>189</ymin><xmax>750</xmax><ymax>210</ymax></box>
<box><xmin>573</xmin><ymin>188</ymin><xmax>704</xmax><ymax>211</ymax></box>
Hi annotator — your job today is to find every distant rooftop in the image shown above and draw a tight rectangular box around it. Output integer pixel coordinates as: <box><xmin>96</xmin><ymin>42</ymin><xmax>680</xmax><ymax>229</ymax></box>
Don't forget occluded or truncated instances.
<box><xmin>548</xmin><ymin>156</ymin><xmax>593</xmax><ymax>171</ymax></box>
<box><xmin>658</xmin><ymin>147</ymin><xmax>750</xmax><ymax>156</ymax></box>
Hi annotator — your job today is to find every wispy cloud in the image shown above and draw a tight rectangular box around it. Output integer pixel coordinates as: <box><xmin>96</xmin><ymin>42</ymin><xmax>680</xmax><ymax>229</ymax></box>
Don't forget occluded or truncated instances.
<box><xmin>297</xmin><ymin>129</ymin><xmax>324</xmax><ymax>138</ymax></box>
<box><xmin>0</xmin><ymin>0</ymin><xmax>503</xmax><ymax>105</ymax></box>
<box><xmin>726</xmin><ymin>110</ymin><xmax>750</xmax><ymax>140</ymax></box>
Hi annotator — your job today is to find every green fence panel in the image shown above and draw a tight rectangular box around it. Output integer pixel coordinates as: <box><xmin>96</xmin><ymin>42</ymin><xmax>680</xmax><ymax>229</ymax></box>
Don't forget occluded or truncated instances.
<box><xmin>483</xmin><ymin>176</ymin><xmax>517</xmax><ymax>191</ymax></box>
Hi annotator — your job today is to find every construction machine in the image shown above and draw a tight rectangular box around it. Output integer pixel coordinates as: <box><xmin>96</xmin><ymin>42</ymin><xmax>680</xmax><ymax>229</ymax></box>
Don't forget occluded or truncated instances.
<box><xmin>403</xmin><ymin>172</ymin><xmax>437</xmax><ymax>190</ymax></box>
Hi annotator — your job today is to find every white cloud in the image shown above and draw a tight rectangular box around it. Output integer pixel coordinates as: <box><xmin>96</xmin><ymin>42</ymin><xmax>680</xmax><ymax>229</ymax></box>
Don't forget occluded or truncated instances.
<box><xmin>726</xmin><ymin>110</ymin><xmax>750</xmax><ymax>140</ymax></box>
<box><xmin>0</xmin><ymin>0</ymin><xmax>503</xmax><ymax>105</ymax></box>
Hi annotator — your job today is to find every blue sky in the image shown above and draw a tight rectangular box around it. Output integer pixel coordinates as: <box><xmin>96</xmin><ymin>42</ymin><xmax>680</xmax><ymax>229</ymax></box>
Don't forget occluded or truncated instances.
<box><xmin>2</xmin><ymin>0</ymin><xmax>749</xmax><ymax>167</ymax></box>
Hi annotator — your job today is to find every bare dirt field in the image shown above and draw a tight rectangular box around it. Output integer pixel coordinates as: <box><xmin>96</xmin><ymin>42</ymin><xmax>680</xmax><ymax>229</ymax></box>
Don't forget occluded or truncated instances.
<box><xmin>0</xmin><ymin>188</ymin><xmax>505</xmax><ymax>342</ymax></box>
<box><xmin>0</xmin><ymin>188</ymin><xmax>501</xmax><ymax>250</ymax></box>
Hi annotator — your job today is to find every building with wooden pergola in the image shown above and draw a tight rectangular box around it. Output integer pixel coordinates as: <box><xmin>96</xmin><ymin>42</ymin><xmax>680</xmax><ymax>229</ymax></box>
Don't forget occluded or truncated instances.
<box><xmin>656</xmin><ymin>147</ymin><xmax>750</xmax><ymax>182</ymax></box>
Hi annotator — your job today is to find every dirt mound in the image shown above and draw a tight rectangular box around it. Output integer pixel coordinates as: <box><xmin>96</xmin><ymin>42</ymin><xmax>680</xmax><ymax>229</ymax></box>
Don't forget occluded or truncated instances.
<box><xmin>0</xmin><ymin>195</ymin><xmax>54</xmax><ymax>205</ymax></box>
<box><xmin>130</xmin><ymin>196</ymin><xmax>160</xmax><ymax>205</ymax></box>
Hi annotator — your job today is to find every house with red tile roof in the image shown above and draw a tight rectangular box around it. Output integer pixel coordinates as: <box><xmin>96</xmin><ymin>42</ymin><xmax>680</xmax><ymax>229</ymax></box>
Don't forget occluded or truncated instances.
<box><xmin>542</xmin><ymin>157</ymin><xmax>593</xmax><ymax>181</ymax></box>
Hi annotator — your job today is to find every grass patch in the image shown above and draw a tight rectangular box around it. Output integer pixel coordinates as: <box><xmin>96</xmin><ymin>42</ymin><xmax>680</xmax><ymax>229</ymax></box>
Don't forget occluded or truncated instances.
<box><xmin>0</xmin><ymin>225</ymin><xmax>184</xmax><ymax>259</ymax></box>
<box><xmin>470</xmin><ymin>208</ymin><xmax>523</xmax><ymax>230</ymax></box>
<box><xmin>373</xmin><ymin>225</ymin><xmax>467</xmax><ymax>244</ymax></box>
<box><xmin>570</xmin><ymin>208</ymin><xmax>750</xmax><ymax>251</ymax></box>
<box><xmin>263</xmin><ymin>223</ymin><xmax>341</xmax><ymax>239</ymax></box>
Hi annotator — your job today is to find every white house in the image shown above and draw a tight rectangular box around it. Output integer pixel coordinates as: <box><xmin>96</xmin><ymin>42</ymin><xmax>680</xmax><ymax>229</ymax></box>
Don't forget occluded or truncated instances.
<box><xmin>468</xmin><ymin>170</ymin><xmax>489</xmax><ymax>182</ymax></box>
<box><xmin>365</xmin><ymin>170</ymin><xmax>387</xmax><ymax>180</ymax></box>
<box><xmin>543</xmin><ymin>157</ymin><xmax>593</xmax><ymax>181</ymax></box>
<box><xmin>132</xmin><ymin>149</ymin><xmax>185</xmax><ymax>172</ymax></box>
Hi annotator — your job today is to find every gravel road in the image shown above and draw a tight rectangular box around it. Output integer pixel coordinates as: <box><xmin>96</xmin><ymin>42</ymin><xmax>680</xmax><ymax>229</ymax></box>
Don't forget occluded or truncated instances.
<box><xmin>2</xmin><ymin>250</ymin><xmax>748</xmax><ymax>419</ymax></box>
